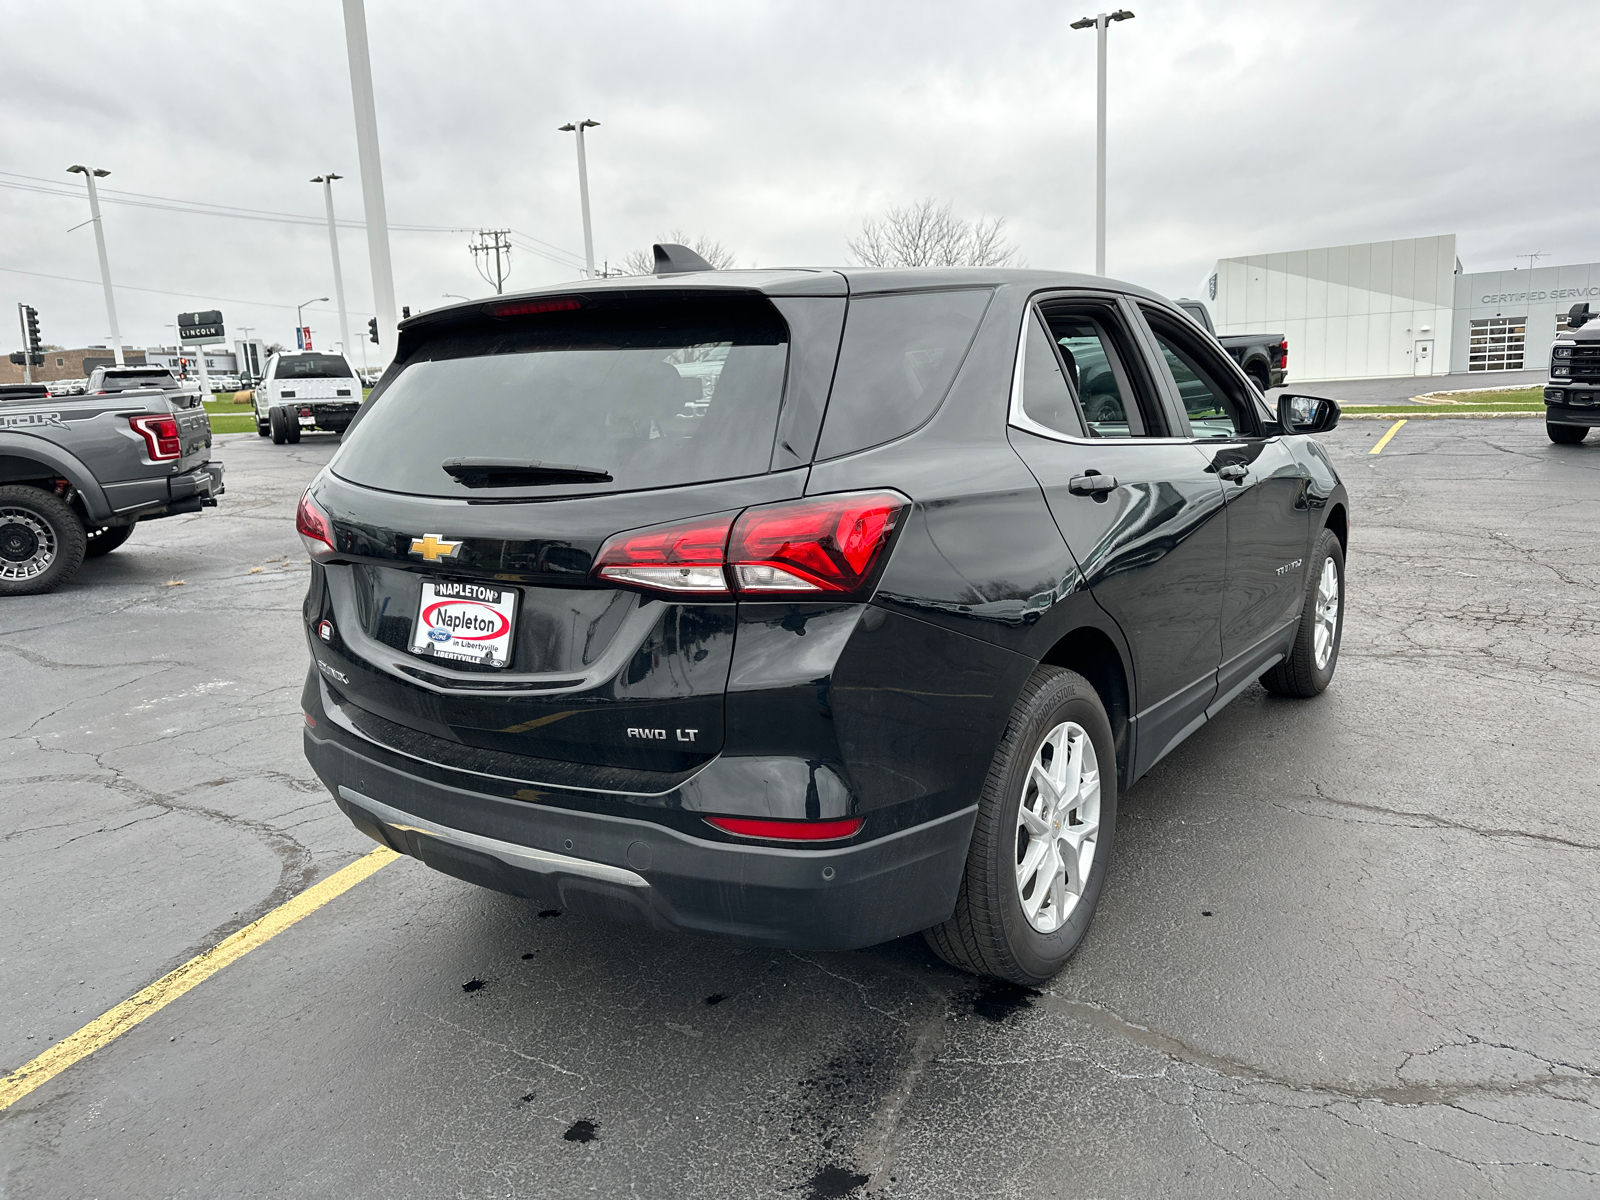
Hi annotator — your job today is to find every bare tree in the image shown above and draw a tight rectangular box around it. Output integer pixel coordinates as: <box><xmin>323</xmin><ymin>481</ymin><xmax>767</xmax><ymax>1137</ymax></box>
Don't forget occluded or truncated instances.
<box><xmin>847</xmin><ymin>198</ymin><xmax>1018</xmax><ymax>268</ymax></box>
<box><xmin>623</xmin><ymin>229</ymin><xmax>738</xmax><ymax>275</ymax></box>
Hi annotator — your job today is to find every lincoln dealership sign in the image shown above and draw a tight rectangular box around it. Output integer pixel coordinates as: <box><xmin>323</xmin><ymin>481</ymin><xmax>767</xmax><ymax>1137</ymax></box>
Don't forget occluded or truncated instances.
<box><xmin>1480</xmin><ymin>285</ymin><xmax>1600</xmax><ymax>304</ymax></box>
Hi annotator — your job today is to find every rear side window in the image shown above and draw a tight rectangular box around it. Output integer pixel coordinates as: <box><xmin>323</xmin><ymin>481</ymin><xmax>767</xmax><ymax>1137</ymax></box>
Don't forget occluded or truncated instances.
<box><xmin>816</xmin><ymin>289</ymin><xmax>991</xmax><ymax>459</ymax></box>
<box><xmin>333</xmin><ymin>298</ymin><xmax>789</xmax><ymax>498</ymax></box>
<box><xmin>1140</xmin><ymin>308</ymin><xmax>1258</xmax><ymax>438</ymax></box>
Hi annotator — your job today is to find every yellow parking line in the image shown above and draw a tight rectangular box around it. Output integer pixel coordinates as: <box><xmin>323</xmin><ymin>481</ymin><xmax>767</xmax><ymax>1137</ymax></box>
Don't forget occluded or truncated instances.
<box><xmin>0</xmin><ymin>846</ymin><xmax>398</xmax><ymax>1111</ymax></box>
<box><xmin>1369</xmin><ymin>418</ymin><xmax>1407</xmax><ymax>454</ymax></box>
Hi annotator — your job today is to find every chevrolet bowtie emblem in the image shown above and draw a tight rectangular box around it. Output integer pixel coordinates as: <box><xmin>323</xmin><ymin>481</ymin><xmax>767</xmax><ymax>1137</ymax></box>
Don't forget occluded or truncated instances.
<box><xmin>409</xmin><ymin>533</ymin><xmax>463</xmax><ymax>562</ymax></box>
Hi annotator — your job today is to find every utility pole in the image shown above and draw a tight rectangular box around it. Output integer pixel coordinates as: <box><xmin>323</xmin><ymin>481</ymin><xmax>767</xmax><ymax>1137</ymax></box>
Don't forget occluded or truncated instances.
<box><xmin>66</xmin><ymin>165</ymin><xmax>124</xmax><ymax>365</ymax></box>
<box><xmin>1070</xmin><ymin>10</ymin><xmax>1134</xmax><ymax>276</ymax></box>
<box><xmin>559</xmin><ymin>120</ymin><xmax>600</xmax><ymax>277</ymax></box>
<box><xmin>469</xmin><ymin>230</ymin><xmax>513</xmax><ymax>294</ymax></box>
<box><xmin>312</xmin><ymin>174</ymin><xmax>352</xmax><ymax>354</ymax></box>
<box><xmin>340</xmin><ymin>0</ymin><xmax>398</xmax><ymax>364</ymax></box>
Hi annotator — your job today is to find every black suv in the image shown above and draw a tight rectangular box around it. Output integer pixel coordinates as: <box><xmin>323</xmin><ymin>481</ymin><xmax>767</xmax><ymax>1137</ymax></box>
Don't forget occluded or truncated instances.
<box><xmin>299</xmin><ymin>263</ymin><xmax>1348</xmax><ymax>984</ymax></box>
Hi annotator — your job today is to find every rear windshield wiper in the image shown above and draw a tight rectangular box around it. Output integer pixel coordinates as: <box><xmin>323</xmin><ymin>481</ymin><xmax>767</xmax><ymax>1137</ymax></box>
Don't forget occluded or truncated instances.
<box><xmin>440</xmin><ymin>458</ymin><xmax>613</xmax><ymax>488</ymax></box>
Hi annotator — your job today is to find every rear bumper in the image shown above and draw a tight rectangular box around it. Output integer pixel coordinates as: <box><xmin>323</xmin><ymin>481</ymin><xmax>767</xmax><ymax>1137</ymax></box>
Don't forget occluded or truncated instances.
<box><xmin>306</xmin><ymin>727</ymin><xmax>976</xmax><ymax>951</ymax></box>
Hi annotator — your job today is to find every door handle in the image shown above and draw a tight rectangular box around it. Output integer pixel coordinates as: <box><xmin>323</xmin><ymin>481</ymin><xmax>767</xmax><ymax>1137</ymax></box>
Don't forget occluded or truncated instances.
<box><xmin>1068</xmin><ymin>471</ymin><xmax>1119</xmax><ymax>495</ymax></box>
<box><xmin>1218</xmin><ymin>463</ymin><xmax>1249</xmax><ymax>482</ymax></box>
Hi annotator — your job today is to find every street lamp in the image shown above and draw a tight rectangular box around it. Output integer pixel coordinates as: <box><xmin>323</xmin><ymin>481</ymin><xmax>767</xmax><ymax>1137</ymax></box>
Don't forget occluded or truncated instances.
<box><xmin>1069</xmin><ymin>9</ymin><xmax>1134</xmax><ymax>276</ymax></box>
<box><xmin>297</xmin><ymin>297</ymin><xmax>329</xmax><ymax>348</ymax></box>
<box><xmin>558</xmin><ymin>120</ymin><xmax>600</xmax><ymax>278</ymax></box>
<box><xmin>66</xmin><ymin>164</ymin><xmax>123</xmax><ymax>366</ymax></box>
<box><xmin>311</xmin><ymin>174</ymin><xmax>352</xmax><ymax>357</ymax></box>
<box><xmin>442</xmin><ymin>294</ymin><xmax>470</xmax><ymax>301</ymax></box>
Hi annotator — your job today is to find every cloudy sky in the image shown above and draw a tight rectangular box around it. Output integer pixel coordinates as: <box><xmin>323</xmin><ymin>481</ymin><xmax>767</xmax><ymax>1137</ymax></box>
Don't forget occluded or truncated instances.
<box><xmin>2</xmin><ymin>0</ymin><xmax>1591</xmax><ymax>357</ymax></box>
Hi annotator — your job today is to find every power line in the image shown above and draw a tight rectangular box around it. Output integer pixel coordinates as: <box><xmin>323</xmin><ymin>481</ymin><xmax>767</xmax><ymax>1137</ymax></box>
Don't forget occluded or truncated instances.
<box><xmin>0</xmin><ymin>264</ymin><xmax>374</xmax><ymax>315</ymax></box>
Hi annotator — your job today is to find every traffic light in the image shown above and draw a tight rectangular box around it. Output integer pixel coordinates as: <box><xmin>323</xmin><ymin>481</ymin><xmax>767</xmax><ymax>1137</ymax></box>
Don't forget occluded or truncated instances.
<box><xmin>368</xmin><ymin>318</ymin><xmax>379</xmax><ymax>344</ymax></box>
<box><xmin>23</xmin><ymin>305</ymin><xmax>41</xmax><ymax>364</ymax></box>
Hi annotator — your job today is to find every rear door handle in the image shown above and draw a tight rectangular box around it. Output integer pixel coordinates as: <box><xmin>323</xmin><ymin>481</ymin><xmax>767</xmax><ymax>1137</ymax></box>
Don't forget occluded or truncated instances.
<box><xmin>1218</xmin><ymin>463</ymin><xmax>1249</xmax><ymax>482</ymax></box>
<box><xmin>1068</xmin><ymin>472</ymin><xmax>1119</xmax><ymax>495</ymax></box>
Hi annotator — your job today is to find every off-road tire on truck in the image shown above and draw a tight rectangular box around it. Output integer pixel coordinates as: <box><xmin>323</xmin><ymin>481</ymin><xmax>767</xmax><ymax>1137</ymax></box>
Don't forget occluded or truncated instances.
<box><xmin>83</xmin><ymin>523</ymin><xmax>135</xmax><ymax>557</ymax></box>
<box><xmin>924</xmin><ymin>666</ymin><xmax>1118</xmax><ymax>985</ymax></box>
<box><xmin>0</xmin><ymin>484</ymin><xmax>87</xmax><ymax>596</ymax></box>
<box><xmin>1547</xmin><ymin>422</ymin><xmax>1588</xmax><ymax>445</ymax></box>
<box><xmin>1248</xmin><ymin>363</ymin><xmax>1271</xmax><ymax>394</ymax></box>
<box><xmin>1260</xmin><ymin>527</ymin><xmax>1344</xmax><ymax>698</ymax></box>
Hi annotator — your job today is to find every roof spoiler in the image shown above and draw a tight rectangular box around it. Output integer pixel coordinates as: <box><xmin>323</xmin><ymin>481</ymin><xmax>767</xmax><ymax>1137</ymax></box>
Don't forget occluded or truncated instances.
<box><xmin>652</xmin><ymin>243</ymin><xmax>714</xmax><ymax>275</ymax></box>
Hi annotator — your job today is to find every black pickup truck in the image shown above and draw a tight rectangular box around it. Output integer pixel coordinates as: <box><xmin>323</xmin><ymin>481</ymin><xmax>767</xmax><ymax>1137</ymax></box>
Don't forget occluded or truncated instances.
<box><xmin>1177</xmin><ymin>299</ymin><xmax>1288</xmax><ymax>392</ymax></box>
<box><xmin>0</xmin><ymin>381</ymin><xmax>223</xmax><ymax>595</ymax></box>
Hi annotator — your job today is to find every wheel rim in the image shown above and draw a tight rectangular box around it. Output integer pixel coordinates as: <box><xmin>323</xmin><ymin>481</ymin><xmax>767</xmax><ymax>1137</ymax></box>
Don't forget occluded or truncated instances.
<box><xmin>1015</xmin><ymin>721</ymin><xmax>1101</xmax><ymax>934</ymax></box>
<box><xmin>1313</xmin><ymin>557</ymin><xmax>1340</xmax><ymax>670</ymax></box>
<box><xmin>0</xmin><ymin>509</ymin><xmax>56</xmax><ymax>581</ymax></box>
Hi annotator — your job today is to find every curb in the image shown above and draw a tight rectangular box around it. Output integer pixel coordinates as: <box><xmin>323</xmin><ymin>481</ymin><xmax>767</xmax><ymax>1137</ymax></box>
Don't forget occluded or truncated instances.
<box><xmin>1341</xmin><ymin>411</ymin><xmax>1540</xmax><ymax>421</ymax></box>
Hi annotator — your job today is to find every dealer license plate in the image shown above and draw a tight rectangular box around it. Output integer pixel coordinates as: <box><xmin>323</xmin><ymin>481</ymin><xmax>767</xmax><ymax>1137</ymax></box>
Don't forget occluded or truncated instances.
<box><xmin>409</xmin><ymin>579</ymin><xmax>519</xmax><ymax>668</ymax></box>
<box><xmin>298</xmin><ymin>414</ymin><xmax>316</xmax><ymax>426</ymax></box>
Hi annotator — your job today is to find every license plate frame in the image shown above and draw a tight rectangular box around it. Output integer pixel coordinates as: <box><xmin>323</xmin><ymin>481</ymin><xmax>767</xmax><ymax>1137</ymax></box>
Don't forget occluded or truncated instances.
<box><xmin>409</xmin><ymin>578</ymin><xmax>519</xmax><ymax>668</ymax></box>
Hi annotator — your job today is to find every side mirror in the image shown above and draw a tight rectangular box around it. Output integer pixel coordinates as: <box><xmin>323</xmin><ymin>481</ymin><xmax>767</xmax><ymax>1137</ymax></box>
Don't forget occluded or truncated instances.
<box><xmin>1568</xmin><ymin>302</ymin><xmax>1592</xmax><ymax>330</ymax></box>
<box><xmin>1277</xmin><ymin>393</ymin><xmax>1340</xmax><ymax>434</ymax></box>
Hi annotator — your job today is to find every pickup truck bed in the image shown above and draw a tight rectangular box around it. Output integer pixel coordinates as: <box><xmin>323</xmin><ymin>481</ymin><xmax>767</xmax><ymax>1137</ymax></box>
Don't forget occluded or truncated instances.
<box><xmin>0</xmin><ymin>383</ymin><xmax>223</xmax><ymax>594</ymax></box>
<box><xmin>1178</xmin><ymin>299</ymin><xmax>1287</xmax><ymax>391</ymax></box>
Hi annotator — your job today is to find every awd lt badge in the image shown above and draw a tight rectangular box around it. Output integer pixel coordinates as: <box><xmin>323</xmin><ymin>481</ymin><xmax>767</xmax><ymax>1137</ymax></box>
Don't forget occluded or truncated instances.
<box><xmin>410</xmin><ymin>533</ymin><xmax>463</xmax><ymax>562</ymax></box>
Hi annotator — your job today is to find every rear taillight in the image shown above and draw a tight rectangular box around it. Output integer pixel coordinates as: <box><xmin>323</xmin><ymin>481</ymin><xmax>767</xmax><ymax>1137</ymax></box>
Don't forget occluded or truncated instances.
<box><xmin>592</xmin><ymin>490</ymin><xmax>909</xmax><ymax>599</ymax></box>
<box><xmin>128</xmin><ymin>414</ymin><xmax>181</xmax><ymax>461</ymax></box>
<box><xmin>704</xmin><ymin>816</ymin><xmax>864</xmax><ymax>842</ymax></box>
<box><xmin>594</xmin><ymin>514</ymin><xmax>735</xmax><ymax>594</ymax></box>
<box><xmin>296</xmin><ymin>490</ymin><xmax>335</xmax><ymax>562</ymax></box>
<box><xmin>486</xmin><ymin>296</ymin><xmax>583</xmax><ymax>317</ymax></box>
<box><xmin>728</xmin><ymin>491</ymin><xmax>907</xmax><ymax>595</ymax></box>
<box><xmin>1279</xmin><ymin>339</ymin><xmax>1289</xmax><ymax>370</ymax></box>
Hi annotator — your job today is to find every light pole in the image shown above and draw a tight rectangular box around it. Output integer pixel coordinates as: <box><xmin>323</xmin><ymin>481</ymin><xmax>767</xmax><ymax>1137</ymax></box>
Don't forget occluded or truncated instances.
<box><xmin>238</xmin><ymin>325</ymin><xmax>257</xmax><ymax>383</ymax></box>
<box><xmin>311</xmin><ymin>174</ymin><xmax>352</xmax><ymax>355</ymax></box>
<box><xmin>297</xmin><ymin>297</ymin><xmax>328</xmax><ymax>349</ymax></box>
<box><xmin>558</xmin><ymin>120</ymin><xmax>600</xmax><ymax>278</ymax></box>
<box><xmin>66</xmin><ymin>165</ymin><xmax>123</xmax><ymax>366</ymax></box>
<box><xmin>340</xmin><ymin>0</ymin><xmax>398</xmax><ymax>364</ymax></box>
<box><xmin>1070</xmin><ymin>10</ymin><xmax>1134</xmax><ymax>276</ymax></box>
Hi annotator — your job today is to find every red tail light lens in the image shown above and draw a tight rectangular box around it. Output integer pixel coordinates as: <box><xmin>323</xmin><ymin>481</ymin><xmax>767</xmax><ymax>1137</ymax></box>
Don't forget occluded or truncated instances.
<box><xmin>486</xmin><ymin>296</ymin><xmax>583</xmax><ymax>317</ymax></box>
<box><xmin>296</xmin><ymin>490</ymin><xmax>335</xmax><ymax>562</ymax></box>
<box><xmin>1279</xmin><ymin>339</ymin><xmax>1289</xmax><ymax>370</ymax></box>
<box><xmin>705</xmin><ymin>816</ymin><xmax>864</xmax><ymax>841</ymax></box>
<box><xmin>727</xmin><ymin>491</ymin><xmax>907</xmax><ymax>595</ymax></box>
<box><xmin>128</xmin><ymin>414</ymin><xmax>181</xmax><ymax>461</ymax></box>
<box><xmin>593</xmin><ymin>513</ymin><xmax>734</xmax><ymax>594</ymax></box>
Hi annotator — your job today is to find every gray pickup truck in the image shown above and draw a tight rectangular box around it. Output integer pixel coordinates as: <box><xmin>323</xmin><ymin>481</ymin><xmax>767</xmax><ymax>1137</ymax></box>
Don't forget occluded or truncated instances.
<box><xmin>0</xmin><ymin>381</ymin><xmax>223</xmax><ymax>595</ymax></box>
<box><xmin>1177</xmin><ymin>298</ymin><xmax>1288</xmax><ymax>392</ymax></box>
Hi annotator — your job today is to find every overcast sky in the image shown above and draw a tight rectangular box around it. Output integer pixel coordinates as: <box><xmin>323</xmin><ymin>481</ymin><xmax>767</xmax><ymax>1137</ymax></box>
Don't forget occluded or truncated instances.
<box><xmin>2</xmin><ymin>0</ymin><xmax>1592</xmax><ymax>357</ymax></box>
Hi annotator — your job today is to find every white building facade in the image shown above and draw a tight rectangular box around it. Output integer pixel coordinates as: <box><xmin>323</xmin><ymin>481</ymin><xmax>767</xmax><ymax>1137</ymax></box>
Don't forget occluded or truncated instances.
<box><xmin>1205</xmin><ymin>235</ymin><xmax>1600</xmax><ymax>382</ymax></box>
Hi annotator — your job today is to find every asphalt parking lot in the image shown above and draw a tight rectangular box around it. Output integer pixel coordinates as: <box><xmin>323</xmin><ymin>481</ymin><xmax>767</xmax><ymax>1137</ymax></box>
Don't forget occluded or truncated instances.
<box><xmin>3</xmin><ymin>419</ymin><xmax>1598</xmax><ymax>1198</ymax></box>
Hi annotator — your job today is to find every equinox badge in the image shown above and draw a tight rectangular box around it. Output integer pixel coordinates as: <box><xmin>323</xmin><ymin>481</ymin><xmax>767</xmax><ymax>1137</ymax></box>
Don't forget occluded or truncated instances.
<box><xmin>409</xmin><ymin>533</ymin><xmax>463</xmax><ymax>562</ymax></box>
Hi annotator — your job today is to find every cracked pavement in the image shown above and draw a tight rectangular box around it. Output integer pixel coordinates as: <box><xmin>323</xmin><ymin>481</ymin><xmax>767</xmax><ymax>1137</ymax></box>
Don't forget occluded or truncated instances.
<box><xmin>2</xmin><ymin>421</ymin><xmax>1597</xmax><ymax>1198</ymax></box>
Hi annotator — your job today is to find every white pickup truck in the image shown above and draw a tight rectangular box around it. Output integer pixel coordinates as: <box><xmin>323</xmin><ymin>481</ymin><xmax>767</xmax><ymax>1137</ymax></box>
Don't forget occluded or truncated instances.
<box><xmin>252</xmin><ymin>350</ymin><xmax>363</xmax><ymax>443</ymax></box>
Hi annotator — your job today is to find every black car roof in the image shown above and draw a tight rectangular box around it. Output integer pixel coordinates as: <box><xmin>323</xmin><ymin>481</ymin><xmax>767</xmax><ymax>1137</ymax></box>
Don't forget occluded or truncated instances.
<box><xmin>401</xmin><ymin>267</ymin><xmax>1176</xmax><ymax>332</ymax></box>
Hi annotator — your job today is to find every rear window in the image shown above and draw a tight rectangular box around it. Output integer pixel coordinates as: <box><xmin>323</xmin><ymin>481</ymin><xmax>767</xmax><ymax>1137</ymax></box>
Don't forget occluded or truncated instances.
<box><xmin>276</xmin><ymin>354</ymin><xmax>354</xmax><ymax>379</ymax></box>
<box><xmin>815</xmin><ymin>289</ymin><xmax>992</xmax><ymax>459</ymax></box>
<box><xmin>333</xmin><ymin>297</ymin><xmax>789</xmax><ymax>498</ymax></box>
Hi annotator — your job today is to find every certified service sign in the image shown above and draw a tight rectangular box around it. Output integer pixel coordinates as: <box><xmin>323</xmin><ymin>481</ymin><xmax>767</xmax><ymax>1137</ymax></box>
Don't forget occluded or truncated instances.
<box><xmin>410</xmin><ymin>579</ymin><xmax>519</xmax><ymax>667</ymax></box>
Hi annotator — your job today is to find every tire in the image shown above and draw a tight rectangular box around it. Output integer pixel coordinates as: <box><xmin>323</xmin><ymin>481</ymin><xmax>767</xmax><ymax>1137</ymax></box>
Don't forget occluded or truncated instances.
<box><xmin>269</xmin><ymin>406</ymin><xmax>288</xmax><ymax>444</ymax></box>
<box><xmin>285</xmin><ymin>416</ymin><xmax>301</xmax><ymax>445</ymax></box>
<box><xmin>0</xmin><ymin>485</ymin><xmax>87</xmax><ymax>596</ymax></box>
<box><xmin>1547</xmin><ymin>422</ymin><xmax>1588</xmax><ymax>444</ymax></box>
<box><xmin>1260</xmin><ymin>527</ymin><xmax>1344</xmax><ymax>698</ymax></box>
<box><xmin>84</xmin><ymin>523</ymin><xmax>135</xmax><ymax>558</ymax></box>
<box><xmin>924</xmin><ymin>666</ymin><xmax>1118</xmax><ymax>985</ymax></box>
<box><xmin>1248</xmin><ymin>365</ymin><xmax>1271</xmax><ymax>394</ymax></box>
<box><xmin>256</xmin><ymin>415</ymin><xmax>270</xmax><ymax>437</ymax></box>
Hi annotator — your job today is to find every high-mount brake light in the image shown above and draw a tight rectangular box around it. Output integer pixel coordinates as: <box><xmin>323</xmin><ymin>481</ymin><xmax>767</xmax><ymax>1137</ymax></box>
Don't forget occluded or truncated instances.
<box><xmin>728</xmin><ymin>491</ymin><xmax>908</xmax><ymax>595</ymax></box>
<box><xmin>486</xmin><ymin>297</ymin><xmax>584</xmax><ymax>317</ymax></box>
<box><xmin>704</xmin><ymin>816</ymin><xmax>864</xmax><ymax>842</ymax></box>
<box><xmin>593</xmin><ymin>514</ymin><xmax>734</xmax><ymax>595</ymax></box>
<box><xmin>127</xmin><ymin>414</ymin><xmax>181</xmax><ymax>461</ymax></box>
<box><xmin>296</xmin><ymin>490</ymin><xmax>336</xmax><ymax>562</ymax></box>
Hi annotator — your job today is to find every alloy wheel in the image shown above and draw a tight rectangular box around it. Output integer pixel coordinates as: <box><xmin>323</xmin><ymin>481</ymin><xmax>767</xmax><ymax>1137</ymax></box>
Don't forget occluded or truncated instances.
<box><xmin>1314</xmin><ymin>557</ymin><xmax>1340</xmax><ymax>670</ymax></box>
<box><xmin>1015</xmin><ymin>721</ymin><xmax>1101</xmax><ymax>934</ymax></box>
<box><xmin>0</xmin><ymin>509</ymin><xmax>56</xmax><ymax>582</ymax></box>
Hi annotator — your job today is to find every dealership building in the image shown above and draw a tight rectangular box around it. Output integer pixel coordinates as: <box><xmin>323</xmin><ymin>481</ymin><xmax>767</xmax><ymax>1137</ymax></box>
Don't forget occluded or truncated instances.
<box><xmin>1202</xmin><ymin>234</ymin><xmax>1600</xmax><ymax>382</ymax></box>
